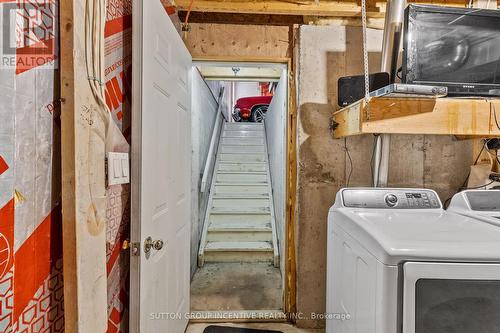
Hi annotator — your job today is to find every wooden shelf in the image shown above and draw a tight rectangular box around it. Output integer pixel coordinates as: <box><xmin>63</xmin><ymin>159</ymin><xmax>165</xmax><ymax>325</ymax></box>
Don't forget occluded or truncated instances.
<box><xmin>332</xmin><ymin>97</ymin><xmax>500</xmax><ymax>138</ymax></box>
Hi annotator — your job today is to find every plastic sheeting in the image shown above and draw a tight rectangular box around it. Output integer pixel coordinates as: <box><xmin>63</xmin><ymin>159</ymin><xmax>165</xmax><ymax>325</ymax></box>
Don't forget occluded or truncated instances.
<box><xmin>0</xmin><ymin>0</ymin><xmax>64</xmax><ymax>331</ymax></box>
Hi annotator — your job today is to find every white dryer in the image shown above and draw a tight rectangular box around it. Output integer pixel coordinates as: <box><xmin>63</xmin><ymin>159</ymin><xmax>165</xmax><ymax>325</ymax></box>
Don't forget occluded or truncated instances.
<box><xmin>448</xmin><ymin>190</ymin><xmax>500</xmax><ymax>227</ymax></box>
<box><xmin>326</xmin><ymin>188</ymin><xmax>500</xmax><ymax>333</ymax></box>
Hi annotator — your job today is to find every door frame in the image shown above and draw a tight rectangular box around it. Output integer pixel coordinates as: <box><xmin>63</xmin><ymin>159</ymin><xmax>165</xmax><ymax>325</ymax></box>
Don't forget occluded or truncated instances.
<box><xmin>191</xmin><ymin>56</ymin><xmax>298</xmax><ymax>318</ymax></box>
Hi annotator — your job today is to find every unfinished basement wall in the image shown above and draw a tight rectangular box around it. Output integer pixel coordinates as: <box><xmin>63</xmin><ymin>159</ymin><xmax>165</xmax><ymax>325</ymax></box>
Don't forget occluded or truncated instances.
<box><xmin>295</xmin><ymin>24</ymin><xmax>473</xmax><ymax>328</ymax></box>
<box><xmin>191</xmin><ymin>69</ymin><xmax>220</xmax><ymax>276</ymax></box>
<box><xmin>184</xmin><ymin>23</ymin><xmax>291</xmax><ymax>59</ymax></box>
<box><xmin>103</xmin><ymin>0</ymin><xmax>133</xmax><ymax>331</ymax></box>
<box><xmin>0</xmin><ymin>1</ymin><xmax>64</xmax><ymax>331</ymax></box>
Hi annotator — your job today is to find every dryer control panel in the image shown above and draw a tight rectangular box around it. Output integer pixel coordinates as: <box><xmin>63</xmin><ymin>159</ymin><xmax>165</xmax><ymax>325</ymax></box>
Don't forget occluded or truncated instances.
<box><xmin>341</xmin><ymin>188</ymin><xmax>442</xmax><ymax>209</ymax></box>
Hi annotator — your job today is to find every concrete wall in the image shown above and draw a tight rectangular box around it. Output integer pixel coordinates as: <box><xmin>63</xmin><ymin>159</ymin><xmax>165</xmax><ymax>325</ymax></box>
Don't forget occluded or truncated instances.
<box><xmin>264</xmin><ymin>69</ymin><xmax>288</xmax><ymax>276</ymax></box>
<box><xmin>294</xmin><ymin>24</ymin><xmax>473</xmax><ymax>328</ymax></box>
<box><xmin>191</xmin><ymin>69</ymin><xmax>220</xmax><ymax>275</ymax></box>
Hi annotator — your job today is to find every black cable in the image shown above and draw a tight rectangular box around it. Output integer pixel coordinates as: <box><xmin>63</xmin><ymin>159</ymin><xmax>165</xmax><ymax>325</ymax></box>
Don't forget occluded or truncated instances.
<box><xmin>459</xmin><ymin>139</ymin><xmax>487</xmax><ymax>190</ymax></box>
<box><xmin>460</xmin><ymin>180</ymin><xmax>495</xmax><ymax>190</ymax></box>
<box><xmin>370</xmin><ymin>134</ymin><xmax>378</xmax><ymax>185</ymax></box>
<box><xmin>344</xmin><ymin>138</ymin><xmax>353</xmax><ymax>187</ymax></box>
<box><xmin>492</xmin><ymin>102</ymin><xmax>500</xmax><ymax>131</ymax></box>
<box><xmin>396</xmin><ymin>67</ymin><xmax>403</xmax><ymax>80</ymax></box>
<box><xmin>443</xmin><ymin>197</ymin><xmax>453</xmax><ymax>209</ymax></box>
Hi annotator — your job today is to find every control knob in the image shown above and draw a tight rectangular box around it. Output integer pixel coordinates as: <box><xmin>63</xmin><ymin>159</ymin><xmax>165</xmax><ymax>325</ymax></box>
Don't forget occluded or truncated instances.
<box><xmin>385</xmin><ymin>194</ymin><xmax>398</xmax><ymax>207</ymax></box>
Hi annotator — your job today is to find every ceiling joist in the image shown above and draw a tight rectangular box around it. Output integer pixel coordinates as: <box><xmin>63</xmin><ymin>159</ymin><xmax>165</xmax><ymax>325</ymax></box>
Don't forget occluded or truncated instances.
<box><xmin>175</xmin><ymin>0</ymin><xmax>470</xmax><ymax>18</ymax></box>
<box><xmin>176</xmin><ymin>0</ymin><xmax>385</xmax><ymax>17</ymax></box>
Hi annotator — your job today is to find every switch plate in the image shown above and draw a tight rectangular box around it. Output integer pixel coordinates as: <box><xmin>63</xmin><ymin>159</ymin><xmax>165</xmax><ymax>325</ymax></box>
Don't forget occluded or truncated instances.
<box><xmin>107</xmin><ymin>152</ymin><xmax>130</xmax><ymax>185</ymax></box>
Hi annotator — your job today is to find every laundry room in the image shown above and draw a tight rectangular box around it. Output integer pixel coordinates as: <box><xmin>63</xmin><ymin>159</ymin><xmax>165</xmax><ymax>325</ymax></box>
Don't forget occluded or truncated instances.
<box><xmin>1</xmin><ymin>0</ymin><xmax>500</xmax><ymax>333</ymax></box>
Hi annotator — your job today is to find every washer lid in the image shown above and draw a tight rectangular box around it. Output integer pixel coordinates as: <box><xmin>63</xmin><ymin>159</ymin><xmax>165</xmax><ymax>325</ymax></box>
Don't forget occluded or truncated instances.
<box><xmin>448</xmin><ymin>190</ymin><xmax>500</xmax><ymax>226</ymax></box>
<box><xmin>331</xmin><ymin>208</ymin><xmax>500</xmax><ymax>266</ymax></box>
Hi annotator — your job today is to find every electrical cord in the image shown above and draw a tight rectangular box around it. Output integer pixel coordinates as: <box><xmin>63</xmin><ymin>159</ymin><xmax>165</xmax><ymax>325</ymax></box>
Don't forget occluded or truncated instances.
<box><xmin>459</xmin><ymin>139</ymin><xmax>488</xmax><ymax>190</ymax></box>
<box><xmin>344</xmin><ymin>138</ymin><xmax>353</xmax><ymax>187</ymax></box>
<box><xmin>370</xmin><ymin>134</ymin><xmax>379</xmax><ymax>185</ymax></box>
<box><xmin>460</xmin><ymin>180</ymin><xmax>495</xmax><ymax>190</ymax></box>
<box><xmin>396</xmin><ymin>67</ymin><xmax>403</xmax><ymax>80</ymax></box>
<box><xmin>492</xmin><ymin>102</ymin><xmax>500</xmax><ymax>131</ymax></box>
<box><xmin>184</xmin><ymin>0</ymin><xmax>195</xmax><ymax>27</ymax></box>
<box><xmin>84</xmin><ymin>0</ymin><xmax>113</xmax><ymax>224</ymax></box>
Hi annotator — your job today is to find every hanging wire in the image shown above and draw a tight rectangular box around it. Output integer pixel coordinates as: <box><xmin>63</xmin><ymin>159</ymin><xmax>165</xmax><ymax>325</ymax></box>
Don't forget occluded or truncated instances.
<box><xmin>344</xmin><ymin>138</ymin><xmax>353</xmax><ymax>187</ymax></box>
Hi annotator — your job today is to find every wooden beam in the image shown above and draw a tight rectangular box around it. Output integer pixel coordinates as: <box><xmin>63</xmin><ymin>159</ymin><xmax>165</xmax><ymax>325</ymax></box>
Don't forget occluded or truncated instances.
<box><xmin>175</xmin><ymin>0</ymin><xmax>469</xmax><ymax>18</ymax></box>
<box><xmin>332</xmin><ymin>97</ymin><xmax>500</xmax><ymax>137</ymax></box>
<box><xmin>179</xmin><ymin>11</ymin><xmax>305</xmax><ymax>25</ymax></box>
<box><xmin>60</xmin><ymin>0</ymin><xmax>108</xmax><ymax>332</ymax></box>
<box><xmin>175</xmin><ymin>0</ymin><xmax>385</xmax><ymax>17</ymax></box>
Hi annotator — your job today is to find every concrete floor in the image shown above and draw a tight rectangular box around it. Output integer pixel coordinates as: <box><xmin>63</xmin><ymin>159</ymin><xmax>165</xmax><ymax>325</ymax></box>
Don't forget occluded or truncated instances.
<box><xmin>191</xmin><ymin>262</ymin><xmax>282</xmax><ymax>311</ymax></box>
<box><xmin>186</xmin><ymin>322</ymin><xmax>323</xmax><ymax>333</ymax></box>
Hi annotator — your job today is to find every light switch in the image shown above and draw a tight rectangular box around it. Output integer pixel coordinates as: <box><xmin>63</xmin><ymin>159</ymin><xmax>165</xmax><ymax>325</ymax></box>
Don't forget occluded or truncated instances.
<box><xmin>121</xmin><ymin>157</ymin><xmax>129</xmax><ymax>177</ymax></box>
<box><xmin>113</xmin><ymin>159</ymin><xmax>121</xmax><ymax>178</ymax></box>
<box><xmin>107</xmin><ymin>152</ymin><xmax>130</xmax><ymax>185</ymax></box>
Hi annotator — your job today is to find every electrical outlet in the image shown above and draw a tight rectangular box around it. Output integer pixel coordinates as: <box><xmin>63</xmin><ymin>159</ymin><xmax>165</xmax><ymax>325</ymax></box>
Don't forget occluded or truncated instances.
<box><xmin>107</xmin><ymin>152</ymin><xmax>130</xmax><ymax>186</ymax></box>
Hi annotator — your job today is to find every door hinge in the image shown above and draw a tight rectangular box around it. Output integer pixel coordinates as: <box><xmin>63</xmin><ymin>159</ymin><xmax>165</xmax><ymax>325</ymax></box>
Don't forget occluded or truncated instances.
<box><xmin>123</xmin><ymin>239</ymin><xmax>141</xmax><ymax>256</ymax></box>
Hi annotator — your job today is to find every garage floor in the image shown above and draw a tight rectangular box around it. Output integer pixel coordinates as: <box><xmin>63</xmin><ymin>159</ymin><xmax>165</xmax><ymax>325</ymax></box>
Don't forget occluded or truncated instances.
<box><xmin>191</xmin><ymin>262</ymin><xmax>282</xmax><ymax>311</ymax></box>
<box><xmin>186</xmin><ymin>322</ymin><xmax>323</xmax><ymax>333</ymax></box>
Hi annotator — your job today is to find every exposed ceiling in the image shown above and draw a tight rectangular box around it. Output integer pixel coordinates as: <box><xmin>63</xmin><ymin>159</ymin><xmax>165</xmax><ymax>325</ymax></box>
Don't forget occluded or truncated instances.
<box><xmin>175</xmin><ymin>0</ymin><xmax>470</xmax><ymax>19</ymax></box>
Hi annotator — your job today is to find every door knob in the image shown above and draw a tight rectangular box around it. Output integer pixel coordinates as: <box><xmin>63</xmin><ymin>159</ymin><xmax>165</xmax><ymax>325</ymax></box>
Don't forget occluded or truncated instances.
<box><xmin>153</xmin><ymin>239</ymin><xmax>164</xmax><ymax>250</ymax></box>
<box><xmin>144</xmin><ymin>236</ymin><xmax>165</xmax><ymax>254</ymax></box>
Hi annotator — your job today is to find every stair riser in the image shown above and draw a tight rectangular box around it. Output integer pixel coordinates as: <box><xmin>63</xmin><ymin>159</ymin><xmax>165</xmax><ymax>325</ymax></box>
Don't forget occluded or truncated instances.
<box><xmin>218</xmin><ymin>164</ymin><xmax>267</xmax><ymax>172</ymax></box>
<box><xmin>216</xmin><ymin>173</ymin><xmax>267</xmax><ymax>183</ymax></box>
<box><xmin>225</xmin><ymin>124</ymin><xmax>264</xmax><ymax>131</ymax></box>
<box><xmin>220</xmin><ymin>146</ymin><xmax>265</xmax><ymax>154</ymax></box>
<box><xmin>221</xmin><ymin>138</ymin><xmax>265</xmax><ymax>145</ymax></box>
<box><xmin>206</xmin><ymin>231</ymin><xmax>272</xmax><ymax>242</ymax></box>
<box><xmin>210</xmin><ymin>214</ymin><xmax>271</xmax><ymax>224</ymax></box>
<box><xmin>219</xmin><ymin>154</ymin><xmax>267</xmax><ymax>162</ymax></box>
<box><xmin>212</xmin><ymin>198</ymin><xmax>270</xmax><ymax>208</ymax></box>
<box><xmin>214</xmin><ymin>185</ymin><xmax>269</xmax><ymax>195</ymax></box>
<box><xmin>204</xmin><ymin>251</ymin><xmax>274</xmax><ymax>264</ymax></box>
<box><xmin>223</xmin><ymin>131</ymin><xmax>264</xmax><ymax>138</ymax></box>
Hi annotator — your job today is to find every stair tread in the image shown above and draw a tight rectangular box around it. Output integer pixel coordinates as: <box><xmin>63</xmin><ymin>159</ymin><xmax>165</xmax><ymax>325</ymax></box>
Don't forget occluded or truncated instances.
<box><xmin>210</xmin><ymin>208</ymin><xmax>271</xmax><ymax>215</ymax></box>
<box><xmin>219</xmin><ymin>152</ymin><xmax>266</xmax><ymax>155</ymax></box>
<box><xmin>216</xmin><ymin>171</ymin><xmax>267</xmax><ymax>174</ymax></box>
<box><xmin>204</xmin><ymin>241</ymin><xmax>273</xmax><ymax>252</ymax></box>
<box><xmin>216</xmin><ymin>182</ymin><xmax>269</xmax><ymax>186</ymax></box>
<box><xmin>219</xmin><ymin>161</ymin><xmax>267</xmax><ymax>165</ymax></box>
<box><xmin>213</xmin><ymin>192</ymin><xmax>269</xmax><ymax>199</ymax></box>
<box><xmin>208</xmin><ymin>223</ymin><xmax>272</xmax><ymax>231</ymax></box>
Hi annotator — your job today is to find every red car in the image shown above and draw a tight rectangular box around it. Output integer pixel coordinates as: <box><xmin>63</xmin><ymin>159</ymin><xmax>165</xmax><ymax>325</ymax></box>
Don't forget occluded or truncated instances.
<box><xmin>232</xmin><ymin>95</ymin><xmax>273</xmax><ymax>122</ymax></box>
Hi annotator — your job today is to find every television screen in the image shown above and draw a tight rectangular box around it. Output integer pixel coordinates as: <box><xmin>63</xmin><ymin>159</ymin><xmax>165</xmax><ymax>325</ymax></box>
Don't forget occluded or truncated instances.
<box><xmin>404</xmin><ymin>5</ymin><xmax>500</xmax><ymax>95</ymax></box>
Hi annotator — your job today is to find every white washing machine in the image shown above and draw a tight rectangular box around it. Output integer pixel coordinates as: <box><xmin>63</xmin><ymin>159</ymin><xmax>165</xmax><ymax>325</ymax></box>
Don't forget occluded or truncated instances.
<box><xmin>326</xmin><ymin>188</ymin><xmax>500</xmax><ymax>333</ymax></box>
<box><xmin>448</xmin><ymin>190</ymin><xmax>500</xmax><ymax>227</ymax></box>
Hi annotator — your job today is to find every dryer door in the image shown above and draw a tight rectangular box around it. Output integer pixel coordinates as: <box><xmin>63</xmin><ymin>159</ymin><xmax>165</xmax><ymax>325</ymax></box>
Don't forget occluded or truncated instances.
<box><xmin>403</xmin><ymin>262</ymin><xmax>500</xmax><ymax>333</ymax></box>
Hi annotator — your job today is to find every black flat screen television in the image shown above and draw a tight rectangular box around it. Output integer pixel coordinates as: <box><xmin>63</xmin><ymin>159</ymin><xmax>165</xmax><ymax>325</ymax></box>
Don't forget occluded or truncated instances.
<box><xmin>403</xmin><ymin>5</ymin><xmax>500</xmax><ymax>97</ymax></box>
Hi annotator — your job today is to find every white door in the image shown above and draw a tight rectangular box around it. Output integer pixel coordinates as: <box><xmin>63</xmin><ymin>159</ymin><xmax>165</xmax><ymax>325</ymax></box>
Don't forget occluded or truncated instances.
<box><xmin>131</xmin><ymin>0</ymin><xmax>191</xmax><ymax>332</ymax></box>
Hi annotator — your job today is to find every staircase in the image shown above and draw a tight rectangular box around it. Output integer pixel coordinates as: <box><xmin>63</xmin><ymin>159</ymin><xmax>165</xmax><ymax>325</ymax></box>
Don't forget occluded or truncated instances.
<box><xmin>198</xmin><ymin>122</ymin><xmax>279</xmax><ymax>267</ymax></box>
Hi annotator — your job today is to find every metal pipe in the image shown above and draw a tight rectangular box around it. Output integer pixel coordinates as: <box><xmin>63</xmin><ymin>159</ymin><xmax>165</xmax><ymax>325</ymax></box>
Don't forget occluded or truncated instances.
<box><xmin>373</xmin><ymin>0</ymin><xmax>406</xmax><ymax>187</ymax></box>
<box><xmin>380</xmin><ymin>0</ymin><xmax>406</xmax><ymax>82</ymax></box>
